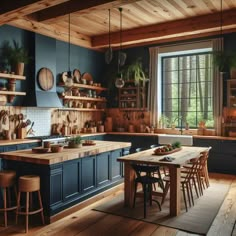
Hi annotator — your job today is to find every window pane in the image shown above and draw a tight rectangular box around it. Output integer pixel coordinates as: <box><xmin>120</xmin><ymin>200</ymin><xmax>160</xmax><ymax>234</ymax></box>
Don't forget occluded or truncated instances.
<box><xmin>163</xmin><ymin>57</ymin><xmax>178</xmax><ymax>71</ymax></box>
<box><xmin>163</xmin><ymin>71</ymin><xmax>179</xmax><ymax>84</ymax></box>
<box><xmin>161</xmin><ymin>52</ymin><xmax>213</xmax><ymax>128</ymax></box>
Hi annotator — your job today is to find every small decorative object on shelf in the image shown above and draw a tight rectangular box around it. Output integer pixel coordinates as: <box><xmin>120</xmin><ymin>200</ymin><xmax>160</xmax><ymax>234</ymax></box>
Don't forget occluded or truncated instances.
<box><xmin>0</xmin><ymin>72</ymin><xmax>26</xmax><ymax>104</ymax></box>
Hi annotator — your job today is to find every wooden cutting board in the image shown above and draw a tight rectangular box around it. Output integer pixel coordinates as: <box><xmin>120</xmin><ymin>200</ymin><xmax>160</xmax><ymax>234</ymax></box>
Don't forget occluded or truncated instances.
<box><xmin>37</xmin><ymin>67</ymin><xmax>54</xmax><ymax>91</ymax></box>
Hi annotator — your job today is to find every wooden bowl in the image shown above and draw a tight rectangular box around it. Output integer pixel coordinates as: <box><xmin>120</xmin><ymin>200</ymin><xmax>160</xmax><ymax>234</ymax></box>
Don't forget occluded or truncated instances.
<box><xmin>51</xmin><ymin>145</ymin><xmax>64</xmax><ymax>153</ymax></box>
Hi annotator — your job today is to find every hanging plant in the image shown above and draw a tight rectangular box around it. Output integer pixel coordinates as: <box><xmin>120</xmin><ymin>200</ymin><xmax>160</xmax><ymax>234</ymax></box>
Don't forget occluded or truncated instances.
<box><xmin>213</xmin><ymin>51</ymin><xmax>236</xmax><ymax>73</ymax></box>
<box><xmin>123</xmin><ymin>57</ymin><xmax>149</xmax><ymax>86</ymax></box>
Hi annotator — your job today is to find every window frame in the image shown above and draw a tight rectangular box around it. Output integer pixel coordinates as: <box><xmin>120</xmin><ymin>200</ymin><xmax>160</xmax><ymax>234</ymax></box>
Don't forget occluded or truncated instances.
<box><xmin>160</xmin><ymin>51</ymin><xmax>214</xmax><ymax>129</ymax></box>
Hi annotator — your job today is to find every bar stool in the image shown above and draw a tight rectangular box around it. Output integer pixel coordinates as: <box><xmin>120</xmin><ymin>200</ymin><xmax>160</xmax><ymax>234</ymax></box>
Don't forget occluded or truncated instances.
<box><xmin>0</xmin><ymin>170</ymin><xmax>17</xmax><ymax>227</ymax></box>
<box><xmin>16</xmin><ymin>175</ymin><xmax>45</xmax><ymax>233</ymax></box>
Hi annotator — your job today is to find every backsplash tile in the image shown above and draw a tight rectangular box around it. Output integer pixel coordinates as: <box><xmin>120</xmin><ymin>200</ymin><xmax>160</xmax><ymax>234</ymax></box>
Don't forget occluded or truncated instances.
<box><xmin>22</xmin><ymin>107</ymin><xmax>51</xmax><ymax>136</ymax></box>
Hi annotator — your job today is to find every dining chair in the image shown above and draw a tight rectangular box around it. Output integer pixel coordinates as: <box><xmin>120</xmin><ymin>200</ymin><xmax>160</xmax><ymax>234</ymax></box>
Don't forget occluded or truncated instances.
<box><xmin>182</xmin><ymin>147</ymin><xmax>212</xmax><ymax>196</ymax></box>
<box><xmin>131</xmin><ymin>163</ymin><xmax>162</xmax><ymax>218</ymax></box>
<box><xmin>161</xmin><ymin>158</ymin><xmax>199</xmax><ymax>212</ymax></box>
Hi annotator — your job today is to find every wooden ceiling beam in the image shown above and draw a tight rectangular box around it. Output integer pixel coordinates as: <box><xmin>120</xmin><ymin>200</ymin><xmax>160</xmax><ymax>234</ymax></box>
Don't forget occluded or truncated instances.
<box><xmin>91</xmin><ymin>8</ymin><xmax>236</xmax><ymax>48</ymax></box>
<box><xmin>0</xmin><ymin>0</ymin><xmax>69</xmax><ymax>26</ymax></box>
<box><xmin>35</xmin><ymin>0</ymin><xmax>141</xmax><ymax>23</ymax></box>
<box><xmin>8</xmin><ymin>17</ymin><xmax>93</xmax><ymax>50</ymax></box>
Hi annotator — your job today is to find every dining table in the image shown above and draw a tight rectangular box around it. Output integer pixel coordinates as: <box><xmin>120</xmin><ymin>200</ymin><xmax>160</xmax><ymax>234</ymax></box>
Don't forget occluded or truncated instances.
<box><xmin>117</xmin><ymin>146</ymin><xmax>210</xmax><ymax>216</ymax></box>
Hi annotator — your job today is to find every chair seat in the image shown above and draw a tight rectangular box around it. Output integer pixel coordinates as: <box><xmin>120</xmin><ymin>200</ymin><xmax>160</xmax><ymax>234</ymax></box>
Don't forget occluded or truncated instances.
<box><xmin>135</xmin><ymin>176</ymin><xmax>162</xmax><ymax>185</ymax></box>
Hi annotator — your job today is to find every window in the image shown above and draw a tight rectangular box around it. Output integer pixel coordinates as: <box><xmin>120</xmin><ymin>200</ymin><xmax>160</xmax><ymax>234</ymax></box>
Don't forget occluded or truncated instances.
<box><xmin>161</xmin><ymin>52</ymin><xmax>213</xmax><ymax>128</ymax></box>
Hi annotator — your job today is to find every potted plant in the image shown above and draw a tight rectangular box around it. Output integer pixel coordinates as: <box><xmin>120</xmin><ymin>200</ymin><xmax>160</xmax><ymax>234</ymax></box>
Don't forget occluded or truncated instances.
<box><xmin>67</xmin><ymin>135</ymin><xmax>82</xmax><ymax>148</ymax></box>
<box><xmin>1</xmin><ymin>40</ymin><xmax>30</xmax><ymax>75</ymax></box>
<box><xmin>213</xmin><ymin>51</ymin><xmax>236</xmax><ymax>76</ymax></box>
<box><xmin>123</xmin><ymin>57</ymin><xmax>149</xmax><ymax>86</ymax></box>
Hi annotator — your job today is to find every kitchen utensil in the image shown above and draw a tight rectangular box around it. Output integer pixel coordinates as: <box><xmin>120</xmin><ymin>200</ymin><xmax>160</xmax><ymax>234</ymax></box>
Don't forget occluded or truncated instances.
<box><xmin>27</xmin><ymin>121</ymin><xmax>34</xmax><ymax>135</ymax></box>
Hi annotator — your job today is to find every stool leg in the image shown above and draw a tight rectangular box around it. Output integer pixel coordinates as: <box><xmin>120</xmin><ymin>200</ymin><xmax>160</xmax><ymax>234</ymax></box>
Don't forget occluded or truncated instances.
<box><xmin>143</xmin><ymin>184</ymin><xmax>147</xmax><ymax>218</ymax></box>
<box><xmin>37</xmin><ymin>191</ymin><xmax>45</xmax><ymax>225</ymax></box>
<box><xmin>25</xmin><ymin>192</ymin><xmax>29</xmax><ymax>233</ymax></box>
<box><xmin>3</xmin><ymin>188</ymin><xmax>7</xmax><ymax>227</ymax></box>
<box><xmin>16</xmin><ymin>192</ymin><xmax>21</xmax><ymax>224</ymax></box>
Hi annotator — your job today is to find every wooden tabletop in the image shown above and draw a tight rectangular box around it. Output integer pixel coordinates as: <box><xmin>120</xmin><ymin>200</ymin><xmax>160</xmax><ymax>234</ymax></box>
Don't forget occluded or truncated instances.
<box><xmin>0</xmin><ymin>140</ymin><xmax>131</xmax><ymax>165</ymax></box>
<box><xmin>117</xmin><ymin>146</ymin><xmax>209</xmax><ymax>167</ymax></box>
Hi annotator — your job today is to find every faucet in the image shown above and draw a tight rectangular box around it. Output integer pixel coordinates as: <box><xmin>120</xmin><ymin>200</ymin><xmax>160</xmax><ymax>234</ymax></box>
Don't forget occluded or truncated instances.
<box><xmin>178</xmin><ymin>116</ymin><xmax>183</xmax><ymax>135</ymax></box>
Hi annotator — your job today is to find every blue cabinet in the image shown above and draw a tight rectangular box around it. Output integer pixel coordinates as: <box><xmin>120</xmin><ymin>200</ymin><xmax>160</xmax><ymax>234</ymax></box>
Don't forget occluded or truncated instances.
<box><xmin>63</xmin><ymin>159</ymin><xmax>81</xmax><ymax>201</ymax></box>
<box><xmin>2</xmin><ymin>145</ymin><xmax>128</xmax><ymax>218</ymax></box>
<box><xmin>193</xmin><ymin>138</ymin><xmax>236</xmax><ymax>174</ymax></box>
<box><xmin>50</xmin><ymin>164</ymin><xmax>63</xmax><ymax>206</ymax></box>
<box><xmin>105</xmin><ymin>134</ymin><xmax>157</xmax><ymax>153</ymax></box>
<box><xmin>97</xmin><ymin>152</ymin><xmax>110</xmax><ymax>187</ymax></box>
<box><xmin>81</xmin><ymin>155</ymin><xmax>96</xmax><ymax>193</ymax></box>
<box><xmin>111</xmin><ymin>149</ymin><xmax>123</xmax><ymax>181</ymax></box>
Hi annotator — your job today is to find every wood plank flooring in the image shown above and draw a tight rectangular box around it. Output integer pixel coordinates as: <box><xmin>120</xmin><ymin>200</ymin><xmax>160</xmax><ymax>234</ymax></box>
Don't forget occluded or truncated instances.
<box><xmin>1</xmin><ymin>173</ymin><xmax>236</xmax><ymax>236</ymax></box>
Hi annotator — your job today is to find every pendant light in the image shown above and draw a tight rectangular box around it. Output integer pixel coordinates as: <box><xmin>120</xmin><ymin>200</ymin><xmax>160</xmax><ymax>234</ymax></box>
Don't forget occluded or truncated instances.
<box><xmin>65</xmin><ymin>13</ymin><xmax>73</xmax><ymax>87</ymax></box>
<box><xmin>105</xmin><ymin>9</ymin><xmax>113</xmax><ymax>64</ymax></box>
<box><xmin>115</xmin><ymin>7</ymin><xmax>126</xmax><ymax>88</ymax></box>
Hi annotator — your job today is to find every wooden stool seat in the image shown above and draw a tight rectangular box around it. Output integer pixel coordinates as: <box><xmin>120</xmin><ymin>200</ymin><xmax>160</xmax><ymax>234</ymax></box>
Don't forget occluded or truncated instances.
<box><xmin>16</xmin><ymin>175</ymin><xmax>45</xmax><ymax>233</ymax></box>
<box><xmin>0</xmin><ymin>170</ymin><xmax>17</xmax><ymax>227</ymax></box>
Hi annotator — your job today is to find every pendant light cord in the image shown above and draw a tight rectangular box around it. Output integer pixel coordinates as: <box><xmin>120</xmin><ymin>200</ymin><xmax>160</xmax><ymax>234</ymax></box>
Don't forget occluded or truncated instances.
<box><xmin>68</xmin><ymin>13</ymin><xmax>71</xmax><ymax>73</ymax></box>
<box><xmin>220</xmin><ymin>0</ymin><xmax>223</xmax><ymax>50</ymax></box>
<box><xmin>118</xmin><ymin>7</ymin><xmax>123</xmax><ymax>73</ymax></box>
<box><xmin>108</xmin><ymin>9</ymin><xmax>111</xmax><ymax>48</ymax></box>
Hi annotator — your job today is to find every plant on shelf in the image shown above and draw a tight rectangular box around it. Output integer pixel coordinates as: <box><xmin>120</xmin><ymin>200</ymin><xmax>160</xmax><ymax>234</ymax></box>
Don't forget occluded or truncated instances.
<box><xmin>123</xmin><ymin>57</ymin><xmax>149</xmax><ymax>86</ymax></box>
<box><xmin>0</xmin><ymin>40</ymin><xmax>30</xmax><ymax>75</ymax></box>
<box><xmin>67</xmin><ymin>135</ymin><xmax>82</xmax><ymax>148</ymax></box>
<box><xmin>213</xmin><ymin>51</ymin><xmax>236</xmax><ymax>74</ymax></box>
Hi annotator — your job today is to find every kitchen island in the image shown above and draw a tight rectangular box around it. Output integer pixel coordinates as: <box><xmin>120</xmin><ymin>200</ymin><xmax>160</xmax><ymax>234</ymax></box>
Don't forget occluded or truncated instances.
<box><xmin>0</xmin><ymin>140</ymin><xmax>131</xmax><ymax>222</ymax></box>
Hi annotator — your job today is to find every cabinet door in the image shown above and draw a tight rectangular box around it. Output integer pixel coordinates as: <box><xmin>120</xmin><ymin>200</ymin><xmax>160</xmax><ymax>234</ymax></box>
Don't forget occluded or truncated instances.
<box><xmin>96</xmin><ymin>152</ymin><xmax>110</xmax><ymax>187</ymax></box>
<box><xmin>63</xmin><ymin>159</ymin><xmax>81</xmax><ymax>201</ymax></box>
<box><xmin>81</xmin><ymin>155</ymin><xmax>96</xmax><ymax>193</ymax></box>
<box><xmin>50</xmin><ymin>165</ymin><xmax>63</xmax><ymax>206</ymax></box>
<box><xmin>4</xmin><ymin>145</ymin><xmax>17</xmax><ymax>152</ymax></box>
<box><xmin>111</xmin><ymin>149</ymin><xmax>123</xmax><ymax>182</ymax></box>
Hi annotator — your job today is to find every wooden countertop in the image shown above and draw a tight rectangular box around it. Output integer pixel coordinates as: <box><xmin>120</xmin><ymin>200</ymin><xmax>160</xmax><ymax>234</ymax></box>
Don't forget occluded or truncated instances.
<box><xmin>107</xmin><ymin>132</ymin><xmax>236</xmax><ymax>140</ymax></box>
<box><xmin>0</xmin><ymin>139</ymin><xmax>41</xmax><ymax>146</ymax></box>
<box><xmin>0</xmin><ymin>140</ymin><xmax>131</xmax><ymax>165</ymax></box>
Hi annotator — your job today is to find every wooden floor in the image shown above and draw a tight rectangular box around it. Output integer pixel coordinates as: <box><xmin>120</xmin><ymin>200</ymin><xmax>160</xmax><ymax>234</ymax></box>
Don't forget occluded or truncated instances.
<box><xmin>1</xmin><ymin>173</ymin><xmax>236</xmax><ymax>236</ymax></box>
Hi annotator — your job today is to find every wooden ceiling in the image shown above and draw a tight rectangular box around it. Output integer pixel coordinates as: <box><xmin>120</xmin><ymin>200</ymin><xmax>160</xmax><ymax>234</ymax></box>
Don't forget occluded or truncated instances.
<box><xmin>2</xmin><ymin>0</ymin><xmax>236</xmax><ymax>51</ymax></box>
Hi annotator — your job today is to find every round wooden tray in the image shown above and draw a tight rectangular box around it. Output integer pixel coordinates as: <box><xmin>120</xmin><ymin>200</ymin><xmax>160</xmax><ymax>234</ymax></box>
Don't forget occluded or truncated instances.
<box><xmin>81</xmin><ymin>72</ymin><xmax>93</xmax><ymax>82</ymax></box>
<box><xmin>152</xmin><ymin>147</ymin><xmax>182</xmax><ymax>155</ymax></box>
<box><xmin>37</xmin><ymin>67</ymin><xmax>54</xmax><ymax>91</ymax></box>
<box><xmin>73</xmin><ymin>69</ymin><xmax>81</xmax><ymax>83</ymax></box>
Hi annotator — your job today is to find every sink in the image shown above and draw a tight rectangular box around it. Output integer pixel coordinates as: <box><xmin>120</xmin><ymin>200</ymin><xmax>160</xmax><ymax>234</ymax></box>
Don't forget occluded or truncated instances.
<box><xmin>158</xmin><ymin>134</ymin><xmax>193</xmax><ymax>146</ymax></box>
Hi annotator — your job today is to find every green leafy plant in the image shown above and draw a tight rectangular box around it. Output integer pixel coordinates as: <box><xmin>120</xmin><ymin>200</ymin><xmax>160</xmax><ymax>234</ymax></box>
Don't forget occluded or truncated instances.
<box><xmin>1</xmin><ymin>40</ymin><xmax>30</xmax><ymax>65</ymax></box>
<box><xmin>213</xmin><ymin>51</ymin><xmax>236</xmax><ymax>72</ymax></box>
<box><xmin>67</xmin><ymin>135</ymin><xmax>82</xmax><ymax>145</ymax></box>
<box><xmin>123</xmin><ymin>57</ymin><xmax>149</xmax><ymax>86</ymax></box>
<box><xmin>9</xmin><ymin>40</ymin><xmax>30</xmax><ymax>64</ymax></box>
<box><xmin>172</xmin><ymin>141</ymin><xmax>181</xmax><ymax>149</ymax></box>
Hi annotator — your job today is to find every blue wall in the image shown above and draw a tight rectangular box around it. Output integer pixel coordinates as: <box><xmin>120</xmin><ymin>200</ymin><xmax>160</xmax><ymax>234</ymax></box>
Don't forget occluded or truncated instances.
<box><xmin>0</xmin><ymin>25</ymin><xmax>105</xmax><ymax>106</ymax></box>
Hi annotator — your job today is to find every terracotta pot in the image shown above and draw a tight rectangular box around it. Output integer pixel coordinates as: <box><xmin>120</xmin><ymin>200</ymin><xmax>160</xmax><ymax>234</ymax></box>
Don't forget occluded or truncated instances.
<box><xmin>13</xmin><ymin>62</ymin><xmax>24</xmax><ymax>75</ymax></box>
<box><xmin>68</xmin><ymin>142</ymin><xmax>82</xmax><ymax>148</ymax></box>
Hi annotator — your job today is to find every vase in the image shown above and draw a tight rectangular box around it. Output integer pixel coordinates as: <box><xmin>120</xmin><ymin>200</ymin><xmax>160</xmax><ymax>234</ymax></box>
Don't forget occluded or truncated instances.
<box><xmin>13</xmin><ymin>62</ymin><xmax>24</xmax><ymax>75</ymax></box>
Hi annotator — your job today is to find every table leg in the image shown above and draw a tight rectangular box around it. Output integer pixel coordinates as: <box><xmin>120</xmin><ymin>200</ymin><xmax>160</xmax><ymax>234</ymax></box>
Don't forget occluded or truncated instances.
<box><xmin>169</xmin><ymin>166</ymin><xmax>181</xmax><ymax>216</ymax></box>
<box><xmin>124</xmin><ymin>162</ymin><xmax>135</xmax><ymax>207</ymax></box>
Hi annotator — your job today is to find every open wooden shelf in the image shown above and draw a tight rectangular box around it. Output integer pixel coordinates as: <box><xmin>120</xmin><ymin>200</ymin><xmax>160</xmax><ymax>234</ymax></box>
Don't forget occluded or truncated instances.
<box><xmin>58</xmin><ymin>83</ymin><xmax>107</xmax><ymax>92</ymax></box>
<box><xmin>63</xmin><ymin>95</ymin><xmax>106</xmax><ymax>102</ymax></box>
<box><xmin>0</xmin><ymin>91</ymin><xmax>26</xmax><ymax>96</ymax></box>
<box><xmin>57</xmin><ymin>107</ymin><xmax>105</xmax><ymax>112</ymax></box>
<box><xmin>0</xmin><ymin>73</ymin><xmax>26</xmax><ymax>80</ymax></box>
